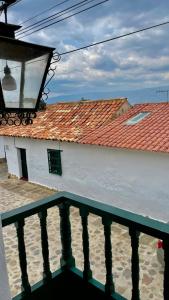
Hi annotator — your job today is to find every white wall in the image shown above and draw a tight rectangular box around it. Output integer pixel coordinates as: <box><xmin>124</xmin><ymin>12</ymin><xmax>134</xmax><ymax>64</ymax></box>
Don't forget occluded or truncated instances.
<box><xmin>4</xmin><ymin>136</ymin><xmax>169</xmax><ymax>222</ymax></box>
<box><xmin>0</xmin><ymin>137</ymin><xmax>5</xmax><ymax>159</ymax></box>
<box><xmin>3</xmin><ymin>137</ymin><xmax>21</xmax><ymax>177</ymax></box>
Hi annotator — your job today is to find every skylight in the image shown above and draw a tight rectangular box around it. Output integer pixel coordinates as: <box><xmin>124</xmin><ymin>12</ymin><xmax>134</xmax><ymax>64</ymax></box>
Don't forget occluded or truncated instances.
<box><xmin>126</xmin><ymin>112</ymin><xmax>150</xmax><ymax>125</ymax></box>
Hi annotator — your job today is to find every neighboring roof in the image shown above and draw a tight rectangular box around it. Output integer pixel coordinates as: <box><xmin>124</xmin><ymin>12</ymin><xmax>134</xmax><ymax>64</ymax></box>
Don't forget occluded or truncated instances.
<box><xmin>80</xmin><ymin>102</ymin><xmax>169</xmax><ymax>153</ymax></box>
<box><xmin>0</xmin><ymin>98</ymin><xmax>128</xmax><ymax>142</ymax></box>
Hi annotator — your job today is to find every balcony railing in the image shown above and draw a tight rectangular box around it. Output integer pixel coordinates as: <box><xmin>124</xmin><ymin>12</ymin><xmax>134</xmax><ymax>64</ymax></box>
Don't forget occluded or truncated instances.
<box><xmin>1</xmin><ymin>191</ymin><xmax>169</xmax><ymax>300</ymax></box>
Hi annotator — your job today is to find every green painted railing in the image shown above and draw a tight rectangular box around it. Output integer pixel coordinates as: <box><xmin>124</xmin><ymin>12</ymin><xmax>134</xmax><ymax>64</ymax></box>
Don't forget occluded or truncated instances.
<box><xmin>1</xmin><ymin>191</ymin><xmax>169</xmax><ymax>300</ymax></box>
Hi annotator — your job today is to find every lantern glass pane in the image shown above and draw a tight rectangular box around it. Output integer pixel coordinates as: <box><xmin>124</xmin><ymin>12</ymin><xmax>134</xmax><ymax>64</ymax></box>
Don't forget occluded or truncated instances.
<box><xmin>0</xmin><ymin>37</ymin><xmax>53</xmax><ymax>111</ymax></box>
<box><xmin>23</xmin><ymin>53</ymin><xmax>49</xmax><ymax>109</ymax></box>
<box><xmin>0</xmin><ymin>53</ymin><xmax>49</xmax><ymax>109</ymax></box>
<box><xmin>0</xmin><ymin>59</ymin><xmax>21</xmax><ymax>108</ymax></box>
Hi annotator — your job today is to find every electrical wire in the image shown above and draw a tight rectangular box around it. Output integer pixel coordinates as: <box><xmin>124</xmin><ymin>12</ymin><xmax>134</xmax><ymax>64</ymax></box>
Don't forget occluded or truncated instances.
<box><xmin>18</xmin><ymin>0</ymin><xmax>110</xmax><ymax>38</ymax></box>
<box><xmin>17</xmin><ymin>0</ymin><xmax>97</xmax><ymax>35</ymax></box>
<box><xmin>1</xmin><ymin>19</ymin><xmax>169</xmax><ymax>73</ymax></box>
<box><xmin>56</xmin><ymin>19</ymin><xmax>169</xmax><ymax>56</ymax></box>
<box><xmin>2</xmin><ymin>0</ymin><xmax>23</xmax><ymax>9</ymax></box>
<box><xmin>3</xmin><ymin>0</ymin><xmax>22</xmax><ymax>7</ymax></box>
<box><xmin>19</xmin><ymin>0</ymin><xmax>72</xmax><ymax>26</ymax></box>
<box><xmin>17</xmin><ymin>0</ymin><xmax>107</xmax><ymax>36</ymax></box>
<box><xmin>10</xmin><ymin>0</ymin><xmax>22</xmax><ymax>7</ymax></box>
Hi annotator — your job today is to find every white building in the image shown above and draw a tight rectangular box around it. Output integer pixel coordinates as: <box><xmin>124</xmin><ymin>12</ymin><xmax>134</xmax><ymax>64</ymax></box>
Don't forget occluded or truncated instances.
<box><xmin>1</xmin><ymin>100</ymin><xmax>169</xmax><ymax>222</ymax></box>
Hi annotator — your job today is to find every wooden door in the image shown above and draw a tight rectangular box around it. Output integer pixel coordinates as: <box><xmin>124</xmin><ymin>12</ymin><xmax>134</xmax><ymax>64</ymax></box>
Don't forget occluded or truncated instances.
<box><xmin>20</xmin><ymin>148</ymin><xmax>28</xmax><ymax>180</ymax></box>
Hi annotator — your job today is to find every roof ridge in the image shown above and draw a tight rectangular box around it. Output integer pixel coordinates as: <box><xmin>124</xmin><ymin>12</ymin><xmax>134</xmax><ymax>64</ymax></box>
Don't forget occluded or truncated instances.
<box><xmin>133</xmin><ymin>102</ymin><xmax>169</xmax><ymax>106</ymax></box>
<box><xmin>47</xmin><ymin>98</ymin><xmax>128</xmax><ymax>106</ymax></box>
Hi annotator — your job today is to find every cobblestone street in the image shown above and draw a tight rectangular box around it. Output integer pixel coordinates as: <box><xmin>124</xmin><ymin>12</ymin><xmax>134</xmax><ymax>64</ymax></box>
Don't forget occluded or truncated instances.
<box><xmin>0</xmin><ymin>162</ymin><xmax>164</xmax><ymax>299</ymax></box>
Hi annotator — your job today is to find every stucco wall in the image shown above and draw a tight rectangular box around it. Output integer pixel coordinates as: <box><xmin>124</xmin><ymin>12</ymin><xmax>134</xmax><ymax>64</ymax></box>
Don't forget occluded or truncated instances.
<box><xmin>4</xmin><ymin>136</ymin><xmax>169</xmax><ymax>222</ymax></box>
<box><xmin>0</xmin><ymin>137</ymin><xmax>5</xmax><ymax>159</ymax></box>
<box><xmin>115</xmin><ymin>100</ymin><xmax>131</xmax><ymax>118</ymax></box>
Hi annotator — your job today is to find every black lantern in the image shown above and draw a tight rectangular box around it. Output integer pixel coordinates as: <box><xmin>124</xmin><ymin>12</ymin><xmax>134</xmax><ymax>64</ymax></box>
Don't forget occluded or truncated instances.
<box><xmin>0</xmin><ymin>22</ymin><xmax>55</xmax><ymax>125</ymax></box>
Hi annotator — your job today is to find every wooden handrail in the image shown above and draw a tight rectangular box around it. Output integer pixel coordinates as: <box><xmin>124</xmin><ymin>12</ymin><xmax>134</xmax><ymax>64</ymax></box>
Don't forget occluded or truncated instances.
<box><xmin>2</xmin><ymin>191</ymin><xmax>169</xmax><ymax>239</ymax></box>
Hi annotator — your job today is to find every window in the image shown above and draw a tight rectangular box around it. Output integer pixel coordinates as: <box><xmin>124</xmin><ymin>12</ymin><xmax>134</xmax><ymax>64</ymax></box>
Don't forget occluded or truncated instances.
<box><xmin>47</xmin><ymin>149</ymin><xmax>62</xmax><ymax>176</ymax></box>
<box><xmin>126</xmin><ymin>112</ymin><xmax>150</xmax><ymax>125</ymax></box>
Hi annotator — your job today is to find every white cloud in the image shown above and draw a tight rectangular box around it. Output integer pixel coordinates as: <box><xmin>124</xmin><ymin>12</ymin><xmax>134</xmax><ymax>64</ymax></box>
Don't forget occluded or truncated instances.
<box><xmin>7</xmin><ymin>0</ymin><xmax>169</xmax><ymax>100</ymax></box>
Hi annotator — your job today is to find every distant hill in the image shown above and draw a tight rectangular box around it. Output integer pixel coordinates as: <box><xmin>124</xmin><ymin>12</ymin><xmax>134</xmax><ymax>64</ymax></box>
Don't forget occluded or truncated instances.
<box><xmin>47</xmin><ymin>85</ymin><xmax>169</xmax><ymax>105</ymax></box>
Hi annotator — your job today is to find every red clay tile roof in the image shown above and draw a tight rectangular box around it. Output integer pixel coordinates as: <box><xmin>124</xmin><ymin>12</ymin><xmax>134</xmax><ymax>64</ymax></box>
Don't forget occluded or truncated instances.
<box><xmin>0</xmin><ymin>98</ymin><xmax>128</xmax><ymax>142</ymax></box>
<box><xmin>80</xmin><ymin>102</ymin><xmax>169</xmax><ymax>153</ymax></box>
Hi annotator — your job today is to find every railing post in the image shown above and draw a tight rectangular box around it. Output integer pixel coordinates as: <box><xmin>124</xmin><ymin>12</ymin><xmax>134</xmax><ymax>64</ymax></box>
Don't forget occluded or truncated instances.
<box><xmin>102</xmin><ymin>216</ymin><xmax>115</xmax><ymax>296</ymax></box>
<box><xmin>38</xmin><ymin>209</ymin><xmax>52</xmax><ymax>283</ymax></box>
<box><xmin>163</xmin><ymin>238</ymin><xmax>169</xmax><ymax>300</ymax></box>
<box><xmin>15</xmin><ymin>219</ymin><xmax>31</xmax><ymax>297</ymax></box>
<box><xmin>80</xmin><ymin>208</ymin><xmax>92</xmax><ymax>281</ymax></box>
<box><xmin>59</xmin><ymin>201</ymin><xmax>75</xmax><ymax>269</ymax></box>
<box><xmin>129</xmin><ymin>227</ymin><xmax>140</xmax><ymax>300</ymax></box>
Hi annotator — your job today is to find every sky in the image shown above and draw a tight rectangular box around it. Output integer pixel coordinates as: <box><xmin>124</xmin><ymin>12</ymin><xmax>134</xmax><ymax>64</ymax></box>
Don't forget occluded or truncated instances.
<box><xmin>4</xmin><ymin>0</ymin><xmax>169</xmax><ymax>104</ymax></box>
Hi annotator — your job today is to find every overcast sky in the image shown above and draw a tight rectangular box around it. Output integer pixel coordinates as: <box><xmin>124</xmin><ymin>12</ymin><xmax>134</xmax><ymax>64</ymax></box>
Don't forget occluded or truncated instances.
<box><xmin>5</xmin><ymin>0</ymin><xmax>169</xmax><ymax>103</ymax></box>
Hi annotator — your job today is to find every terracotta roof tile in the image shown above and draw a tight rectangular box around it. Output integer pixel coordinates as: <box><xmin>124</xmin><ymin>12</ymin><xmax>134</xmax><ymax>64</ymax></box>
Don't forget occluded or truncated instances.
<box><xmin>4</xmin><ymin>99</ymin><xmax>169</xmax><ymax>154</ymax></box>
<box><xmin>0</xmin><ymin>98</ymin><xmax>129</xmax><ymax>142</ymax></box>
<box><xmin>80</xmin><ymin>102</ymin><xmax>169</xmax><ymax>153</ymax></box>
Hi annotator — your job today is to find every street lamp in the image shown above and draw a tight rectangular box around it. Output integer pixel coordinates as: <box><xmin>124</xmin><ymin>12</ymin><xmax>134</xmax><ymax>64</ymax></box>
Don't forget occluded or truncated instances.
<box><xmin>0</xmin><ymin>3</ymin><xmax>56</xmax><ymax>125</ymax></box>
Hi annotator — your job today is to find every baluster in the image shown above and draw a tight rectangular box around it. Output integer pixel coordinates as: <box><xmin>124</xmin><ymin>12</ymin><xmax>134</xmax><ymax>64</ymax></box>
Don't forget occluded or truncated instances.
<box><xmin>163</xmin><ymin>238</ymin><xmax>169</xmax><ymax>300</ymax></box>
<box><xmin>38</xmin><ymin>210</ymin><xmax>52</xmax><ymax>282</ymax></box>
<box><xmin>102</xmin><ymin>216</ymin><xmax>115</xmax><ymax>296</ymax></box>
<box><xmin>59</xmin><ymin>201</ymin><xmax>75</xmax><ymax>269</ymax></box>
<box><xmin>129</xmin><ymin>227</ymin><xmax>140</xmax><ymax>300</ymax></box>
<box><xmin>80</xmin><ymin>208</ymin><xmax>92</xmax><ymax>281</ymax></box>
<box><xmin>15</xmin><ymin>219</ymin><xmax>31</xmax><ymax>297</ymax></box>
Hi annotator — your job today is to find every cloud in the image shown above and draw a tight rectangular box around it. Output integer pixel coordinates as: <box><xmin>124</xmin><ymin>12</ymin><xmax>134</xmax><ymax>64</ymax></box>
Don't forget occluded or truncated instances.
<box><xmin>8</xmin><ymin>0</ymin><xmax>169</xmax><ymax>101</ymax></box>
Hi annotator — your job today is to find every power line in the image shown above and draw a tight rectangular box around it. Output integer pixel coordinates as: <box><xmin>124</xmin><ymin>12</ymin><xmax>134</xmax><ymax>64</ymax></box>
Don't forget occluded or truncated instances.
<box><xmin>0</xmin><ymin>0</ymin><xmax>22</xmax><ymax>9</ymax></box>
<box><xmin>156</xmin><ymin>90</ymin><xmax>169</xmax><ymax>102</ymax></box>
<box><xmin>1</xmin><ymin>19</ymin><xmax>169</xmax><ymax>72</ymax></box>
<box><xmin>19</xmin><ymin>0</ymin><xmax>72</xmax><ymax>26</ymax></box>
<box><xmin>18</xmin><ymin>0</ymin><xmax>108</xmax><ymax>37</ymax></box>
<box><xmin>17</xmin><ymin>0</ymin><xmax>96</xmax><ymax>36</ymax></box>
<box><xmin>10</xmin><ymin>0</ymin><xmax>22</xmax><ymax>7</ymax></box>
<box><xmin>56</xmin><ymin>19</ymin><xmax>169</xmax><ymax>56</ymax></box>
<box><xmin>18</xmin><ymin>0</ymin><xmax>86</xmax><ymax>31</ymax></box>
<box><xmin>18</xmin><ymin>0</ymin><xmax>109</xmax><ymax>38</ymax></box>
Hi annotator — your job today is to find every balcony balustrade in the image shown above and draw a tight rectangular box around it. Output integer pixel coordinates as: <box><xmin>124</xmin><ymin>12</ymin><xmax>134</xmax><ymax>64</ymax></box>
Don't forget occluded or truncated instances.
<box><xmin>1</xmin><ymin>191</ymin><xmax>169</xmax><ymax>300</ymax></box>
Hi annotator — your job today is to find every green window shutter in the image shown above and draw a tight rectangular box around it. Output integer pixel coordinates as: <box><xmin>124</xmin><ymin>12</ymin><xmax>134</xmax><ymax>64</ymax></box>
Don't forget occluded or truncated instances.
<box><xmin>47</xmin><ymin>149</ymin><xmax>62</xmax><ymax>176</ymax></box>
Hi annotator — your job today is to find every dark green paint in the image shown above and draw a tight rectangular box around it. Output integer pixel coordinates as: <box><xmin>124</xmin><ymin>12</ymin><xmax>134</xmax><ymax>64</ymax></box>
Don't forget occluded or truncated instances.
<box><xmin>80</xmin><ymin>208</ymin><xmax>92</xmax><ymax>281</ymax></box>
<box><xmin>15</xmin><ymin>220</ymin><xmax>31</xmax><ymax>297</ymax></box>
<box><xmin>129</xmin><ymin>227</ymin><xmax>140</xmax><ymax>300</ymax></box>
<box><xmin>1</xmin><ymin>191</ymin><xmax>169</xmax><ymax>300</ymax></box>
<box><xmin>2</xmin><ymin>191</ymin><xmax>169</xmax><ymax>240</ymax></box>
<box><xmin>47</xmin><ymin>149</ymin><xmax>62</xmax><ymax>176</ymax></box>
<box><xmin>38</xmin><ymin>210</ymin><xmax>52</xmax><ymax>282</ymax></box>
<box><xmin>12</xmin><ymin>267</ymin><xmax>127</xmax><ymax>300</ymax></box>
<box><xmin>59</xmin><ymin>202</ymin><xmax>75</xmax><ymax>269</ymax></box>
<box><xmin>102</xmin><ymin>216</ymin><xmax>115</xmax><ymax>296</ymax></box>
<box><xmin>163</xmin><ymin>238</ymin><xmax>169</xmax><ymax>300</ymax></box>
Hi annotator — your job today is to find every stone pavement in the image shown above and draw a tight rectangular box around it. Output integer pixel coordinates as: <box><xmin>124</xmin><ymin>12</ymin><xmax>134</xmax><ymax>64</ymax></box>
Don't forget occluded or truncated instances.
<box><xmin>0</xmin><ymin>162</ymin><xmax>164</xmax><ymax>299</ymax></box>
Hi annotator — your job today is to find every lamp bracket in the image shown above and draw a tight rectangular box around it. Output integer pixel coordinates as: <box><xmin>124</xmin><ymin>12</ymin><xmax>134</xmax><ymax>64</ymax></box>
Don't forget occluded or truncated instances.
<box><xmin>40</xmin><ymin>52</ymin><xmax>61</xmax><ymax>107</ymax></box>
<box><xmin>0</xmin><ymin>0</ymin><xmax>18</xmax><ymax>12</ymax></box>
<box><xmin>0</xmin><ymin>111</ymin><xmax>37</xmax><ymax>126</ymax></box>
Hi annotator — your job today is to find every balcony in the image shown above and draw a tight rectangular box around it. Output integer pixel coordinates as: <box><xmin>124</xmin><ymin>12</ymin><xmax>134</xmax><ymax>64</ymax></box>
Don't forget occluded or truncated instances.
<box><xmin>1</xmin><ymin>191</ymin><xmax>169</xmax><ymax>300</ymax></box>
